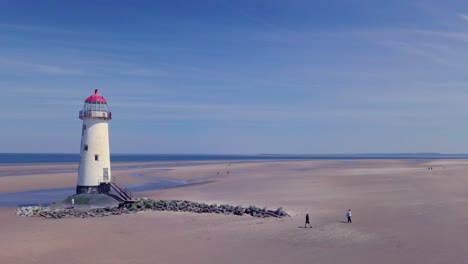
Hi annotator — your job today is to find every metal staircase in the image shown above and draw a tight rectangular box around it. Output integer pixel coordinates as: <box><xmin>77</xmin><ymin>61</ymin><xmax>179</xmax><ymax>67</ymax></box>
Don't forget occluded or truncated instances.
<box><xmin>109</xmin><ymin>178</ymin><xmax>137</xmax><ymax>202</ymax></box>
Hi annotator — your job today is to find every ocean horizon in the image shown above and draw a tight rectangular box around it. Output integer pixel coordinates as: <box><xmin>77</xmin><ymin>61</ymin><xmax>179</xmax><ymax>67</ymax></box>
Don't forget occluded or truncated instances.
<box><xmin>1</xmin><ymin>153</ymin><xmax>468</xmax><ymax>165</ymax></box>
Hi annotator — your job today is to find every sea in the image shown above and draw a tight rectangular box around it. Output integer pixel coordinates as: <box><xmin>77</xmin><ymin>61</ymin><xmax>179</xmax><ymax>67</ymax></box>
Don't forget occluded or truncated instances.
<box><xmin>1</xmin><ymin>153</ymin><xmax>468</xmax><ymax>164</ymax></box>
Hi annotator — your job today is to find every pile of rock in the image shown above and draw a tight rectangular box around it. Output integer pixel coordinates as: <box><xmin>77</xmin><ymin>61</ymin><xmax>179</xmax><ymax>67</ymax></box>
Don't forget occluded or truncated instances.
<box><xmin>125</xmin><ymin>199</ymin><xmax>289</xmax><ymax>218</ymax></box>
<box><xmin>16</xmin><ymin>199</ymin><xmax>289</xmax><ymax>219</ymax></box>
<box><xmin>15</xmin><ymin>206</ymin><xmax>45</xmax><ymax>217</ymax></box>
<box><xmin>16</xmin><ymin>206</ymin><xmax>126</xmax><ymax>219</ymax></box>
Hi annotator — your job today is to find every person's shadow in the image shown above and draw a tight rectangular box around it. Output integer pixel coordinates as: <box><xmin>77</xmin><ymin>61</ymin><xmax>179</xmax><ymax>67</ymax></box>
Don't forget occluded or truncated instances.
<box><xmin>338</xmin><ymin>220</ymin><xmax>348</xmax><ymax>224</ymax></box>
<box><xmin>297</xmin><ymin>226</ymin><xmax>312</xmax><ymax>228</ymax></box>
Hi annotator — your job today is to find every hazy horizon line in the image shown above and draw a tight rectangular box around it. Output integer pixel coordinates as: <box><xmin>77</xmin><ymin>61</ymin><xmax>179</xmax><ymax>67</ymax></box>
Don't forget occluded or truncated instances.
<box><xmin>2</xmin><ymin>152</ymin><xmax>468</xmax><ymax>156</ymax></box>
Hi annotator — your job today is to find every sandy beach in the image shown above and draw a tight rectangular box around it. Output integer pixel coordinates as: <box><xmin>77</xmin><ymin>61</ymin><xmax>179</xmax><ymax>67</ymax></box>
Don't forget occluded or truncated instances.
<box><xmin>1</xmin><ymin>159</ymin><xmax>468</xmax><ymax>264</ymax></box>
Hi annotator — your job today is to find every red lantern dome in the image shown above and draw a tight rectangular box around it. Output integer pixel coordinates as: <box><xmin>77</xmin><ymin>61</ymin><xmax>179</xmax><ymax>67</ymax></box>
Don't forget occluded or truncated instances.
<box><xmin>79</xmin><ymin>89</ymin><xmax>112</xmax><ymax>120</ymax></box>
<box><xmin>85</xmin><ymin>89</ymin><xmax>107</xmax><ymax>103</ymax></box>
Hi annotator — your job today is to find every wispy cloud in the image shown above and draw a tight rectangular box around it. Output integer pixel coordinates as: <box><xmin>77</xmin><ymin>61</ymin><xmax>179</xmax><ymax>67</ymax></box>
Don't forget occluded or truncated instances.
<box><xmin>111</xmin><ymin>101</ymin><xmax>293</xmax><ymax>120</ymax></box>
<box><xmin>410</xmin><ymin>29</ymin><xmax>468</xmax><ymax>41</ymax></box>
<box><xmin>33</xmin><ymin>65</ymin><xmax>83</xmax><ymax>75</ymax></box>
<box><xmin>121</xmin><ymin>68</ymin><xmax>167</xmax><ymax>77</ymax></box>
<box><xmin>377</xmin><ymin>40</ymin><xmax>453</xmax><ymax>66</ymax></box>
<box><xmin>459</xmin><ymin>13</ymin><xmax>468</xmax><ymax>22</ymax></box>
<box><xmin>0</xmin><ymin>23</ymin><xmax>75</xmax><ymax>34</ymax></box>
<box><xmin>0</xmin><ymin>58</ymin><xmax>84</xmax><ymax>76</ymax></box>
<box><xmin>221</xmin><ymin>1</ymin><xmax>276</xmax><ymax>28</ymax></box>
<box><xmin>0</xmin><ymin>56</ymin><xmax>169</xmax><ymax>77</ymax></box>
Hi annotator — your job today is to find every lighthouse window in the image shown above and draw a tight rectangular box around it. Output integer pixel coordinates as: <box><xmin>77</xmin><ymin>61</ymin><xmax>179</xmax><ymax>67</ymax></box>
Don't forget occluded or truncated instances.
<box><xmin>83</xmin><ymin>145</ymin><xmax>88</xmax><ymax>151</ymax></box>
<box><xmin>94</xmin><ymin>154</ymin><xmax>99</xmax><ymax>161</ymax></box>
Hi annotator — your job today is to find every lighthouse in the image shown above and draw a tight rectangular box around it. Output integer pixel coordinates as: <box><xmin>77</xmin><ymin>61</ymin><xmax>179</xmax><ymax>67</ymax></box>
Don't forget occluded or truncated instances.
<box><xmin>77</xmin><ymin>89</ymin><xmax>112</xmax><ymax>194</ymax></box>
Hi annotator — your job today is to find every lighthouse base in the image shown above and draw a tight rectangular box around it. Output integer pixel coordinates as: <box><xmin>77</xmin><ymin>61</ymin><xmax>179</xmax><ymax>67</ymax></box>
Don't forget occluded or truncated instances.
<box><xmin>76</xmin><ymin>183</ymin><xmax>111</xmax><ymax>194</ymax></box>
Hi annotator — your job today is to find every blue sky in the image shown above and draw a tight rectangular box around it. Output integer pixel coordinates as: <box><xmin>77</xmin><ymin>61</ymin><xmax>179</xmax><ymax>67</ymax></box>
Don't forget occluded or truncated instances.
<box><xmin>2</xmin><ymin>0</ymin><xmax>468</xmax><ymax>154</ymax></box>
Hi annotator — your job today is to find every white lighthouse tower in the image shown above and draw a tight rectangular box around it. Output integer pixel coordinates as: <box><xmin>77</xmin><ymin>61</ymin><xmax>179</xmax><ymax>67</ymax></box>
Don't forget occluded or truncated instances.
<box><xmin>77</xmin><ymin>89</ymin><xmax>112</xmax><ymax>194</ymax></box>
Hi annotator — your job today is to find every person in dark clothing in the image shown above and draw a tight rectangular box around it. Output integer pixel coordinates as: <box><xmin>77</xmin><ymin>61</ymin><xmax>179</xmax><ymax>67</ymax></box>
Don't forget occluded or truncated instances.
<box><xmin>305</xmin><ymin>213</ymin><xmax>311</xmax><ymax>228</ymax></box>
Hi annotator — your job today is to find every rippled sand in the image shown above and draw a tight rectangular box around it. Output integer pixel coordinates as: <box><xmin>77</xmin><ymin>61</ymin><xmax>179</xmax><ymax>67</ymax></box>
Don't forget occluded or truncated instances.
<box><xmin>1</xmin><ymin>159</ymin><xmax>468</xmax><ymax>264</ymax></box>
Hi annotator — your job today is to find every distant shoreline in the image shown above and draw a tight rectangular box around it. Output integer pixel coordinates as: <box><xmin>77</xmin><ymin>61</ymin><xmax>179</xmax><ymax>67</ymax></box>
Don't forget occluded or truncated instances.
<box><xmin>1</xmin><ymin>153</ymin><xmax>468</xmax><ymax>165</ymax></box>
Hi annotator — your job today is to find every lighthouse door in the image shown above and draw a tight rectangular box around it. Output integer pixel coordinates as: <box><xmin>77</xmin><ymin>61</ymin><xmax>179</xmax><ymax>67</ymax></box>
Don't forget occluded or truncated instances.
<box><xmin>103</xmin><ymin>168</ymin><xmax>109</xmax><ymax>182</ymax></box>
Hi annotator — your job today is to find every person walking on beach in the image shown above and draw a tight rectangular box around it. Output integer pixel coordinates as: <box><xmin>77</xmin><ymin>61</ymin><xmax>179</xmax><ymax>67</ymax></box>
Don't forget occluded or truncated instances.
<box><xmin>71</xmin><ymin>198</ymin><xmax>75</xmax><ymax>208</ymax></box>
<box><xmin>305</xmin><ymin>213</ymin><xmax>311</xmax><ymax>228</ymax></box>
<box><xmin>346</xmin><ymin>209</ymin><xmax>352</xmax><ymax>223</ymax></box>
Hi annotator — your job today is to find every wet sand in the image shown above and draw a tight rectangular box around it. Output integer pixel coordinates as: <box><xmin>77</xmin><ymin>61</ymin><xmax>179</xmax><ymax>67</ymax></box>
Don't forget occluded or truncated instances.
<box><xmin>0</xmin><ymin>161</ymin><xmax>228</xmax><ymax>193</ymax></box>
<box><xmin>1</xmin><ymin>159</ymin><xmax>468</xmax><ymax>263</ymax></box>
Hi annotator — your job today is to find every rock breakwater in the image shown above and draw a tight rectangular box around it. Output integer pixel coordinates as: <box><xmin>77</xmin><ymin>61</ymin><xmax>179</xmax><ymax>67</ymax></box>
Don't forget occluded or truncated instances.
<box><xmin>16</xmin><ymin>198</ymin><xmax>289</xmax><ymax>219</ymax></box>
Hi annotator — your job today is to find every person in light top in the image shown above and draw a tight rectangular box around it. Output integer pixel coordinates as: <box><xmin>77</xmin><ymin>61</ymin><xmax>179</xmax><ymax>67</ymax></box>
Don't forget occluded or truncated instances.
<box><xmin>346</xmin><ymin>209</ymin><xmax>352</xmax><ymax>223</ymax></box>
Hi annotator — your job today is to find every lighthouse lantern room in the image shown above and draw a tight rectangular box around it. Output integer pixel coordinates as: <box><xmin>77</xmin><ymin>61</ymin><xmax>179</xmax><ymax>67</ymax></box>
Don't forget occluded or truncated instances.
<box><xmin>77</xmin><ymin>89</ymin><xmax>112</xmax><ymax>194</ymax></box>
